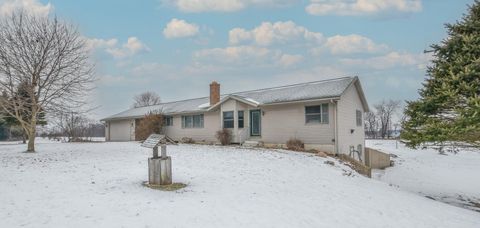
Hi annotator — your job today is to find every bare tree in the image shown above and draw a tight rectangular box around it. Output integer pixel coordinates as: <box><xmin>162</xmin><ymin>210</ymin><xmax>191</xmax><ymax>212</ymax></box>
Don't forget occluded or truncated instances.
<box><xmin>0</xmin><ymin>11</ymin><xmax>94</xmax><ymax>152</ymax></box>
<box><xmin>54</xmin><ymin>111</ymin><xmax>89</xmax><ymax>142</ymax></box>
<box><xmin>133</xmin><ymin>91</ymin><xmax>161</xmax><ymax>108</ymax></box>
<box><xmin>374</xmin><ymin>100</ymin><xmax>401</xmax><ymax>139</ymax></box>
<box><xmin>364</xmin><ymin>111</ymin><xmax>378</xmax><ymax>139</ymax></box>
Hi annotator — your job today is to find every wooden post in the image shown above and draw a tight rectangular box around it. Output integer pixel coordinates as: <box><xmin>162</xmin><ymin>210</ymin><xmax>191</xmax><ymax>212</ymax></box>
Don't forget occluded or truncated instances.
<box><xmin>148</xmin><ymin>156</ymin><xmax>172</xmax><ymax>185</ymax></box>
<box><xmin>161</xmin><ymin>145</ymin><xmax>167</xmax><ymax>159</ymax></box>
<box><xmin>153</xmin><ymin>146</ymin><xmax>158</xmax><ymax>158</ymax></box>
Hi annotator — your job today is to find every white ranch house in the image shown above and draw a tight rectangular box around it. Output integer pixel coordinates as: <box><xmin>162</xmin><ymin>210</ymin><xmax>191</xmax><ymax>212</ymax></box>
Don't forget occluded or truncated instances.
<box><xmin>102</xmin><ymin>76</ymin><xmax>369</xmax><ymax>159</ymax></box>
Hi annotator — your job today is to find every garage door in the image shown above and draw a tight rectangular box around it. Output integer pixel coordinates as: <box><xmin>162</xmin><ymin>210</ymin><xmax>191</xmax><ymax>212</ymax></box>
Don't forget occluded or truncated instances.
<box><xmin>109</xmin><ymin>120</ymin><xmax>133</xmax><ymax>141</ymax></box>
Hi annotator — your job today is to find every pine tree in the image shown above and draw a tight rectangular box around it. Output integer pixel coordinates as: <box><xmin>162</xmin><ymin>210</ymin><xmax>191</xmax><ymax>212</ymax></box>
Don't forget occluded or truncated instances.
<box><xmin>401</xmin><ymin>1</ymin><xmax>480</xmax><ymax>149</ymax></box>
<box><xmin>0</xmin><ymin>83</ymin><xmax>47</xmax><ymax>141</ymax></box>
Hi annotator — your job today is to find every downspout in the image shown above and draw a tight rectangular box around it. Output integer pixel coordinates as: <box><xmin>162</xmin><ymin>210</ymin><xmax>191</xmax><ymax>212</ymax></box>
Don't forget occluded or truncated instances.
<box><xmin>333</xmin><ymin>100</ymin><xmax>339</xmax><ymax>155</ymax></box>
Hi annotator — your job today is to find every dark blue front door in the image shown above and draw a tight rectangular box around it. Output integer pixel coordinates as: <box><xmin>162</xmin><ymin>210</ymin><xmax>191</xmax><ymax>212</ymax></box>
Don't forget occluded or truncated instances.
<box><xmin>250</xmin><ymin>110</ymin><xmax>261</xmax><ymax>136</ymax></box>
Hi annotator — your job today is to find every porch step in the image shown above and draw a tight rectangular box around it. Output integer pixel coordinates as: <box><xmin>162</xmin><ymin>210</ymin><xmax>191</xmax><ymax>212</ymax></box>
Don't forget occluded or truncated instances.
<box><xmin>242</xmin><ymin>140</ymin><xmax>260</xmax><ymax>147</ymax></box>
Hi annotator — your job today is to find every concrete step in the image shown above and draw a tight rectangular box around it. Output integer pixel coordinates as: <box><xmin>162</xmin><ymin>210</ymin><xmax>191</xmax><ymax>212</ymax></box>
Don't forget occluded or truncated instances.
<box><xmin>242</xmin><ymin>141</ymin><xmax>260</xmax><ymax>147</ymax></box>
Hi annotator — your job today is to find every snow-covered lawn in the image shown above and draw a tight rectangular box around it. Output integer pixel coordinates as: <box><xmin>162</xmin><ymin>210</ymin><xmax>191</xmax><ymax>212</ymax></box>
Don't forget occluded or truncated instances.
<box><xmin>1</xmin><ymin>140</ymin><xmax>479</xmax><ymax>228</ymax></box>
<box><xmin>367</xmin><ymin>140</ymin><xmax>480</xmax><ymax>213</ymax></box>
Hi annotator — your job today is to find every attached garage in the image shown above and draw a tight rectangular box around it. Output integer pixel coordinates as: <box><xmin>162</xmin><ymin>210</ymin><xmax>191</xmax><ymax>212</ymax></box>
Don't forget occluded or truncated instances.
<box><xmin>105</xmin><ymin>119</ymin><xmax>135</xmax><ymax>141</ymax></box>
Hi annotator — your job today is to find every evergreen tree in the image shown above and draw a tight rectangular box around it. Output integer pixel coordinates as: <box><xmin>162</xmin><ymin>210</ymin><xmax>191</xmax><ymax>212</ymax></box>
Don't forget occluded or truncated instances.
<box><xmin>401</xmin><ymin>1</ymin><xmax>480</xmax><ymax>149</ymax></box>
<box><xmin>0</xmin><ymin>83</ymin><xmax>47</xmax><ymax>141</ymax></box>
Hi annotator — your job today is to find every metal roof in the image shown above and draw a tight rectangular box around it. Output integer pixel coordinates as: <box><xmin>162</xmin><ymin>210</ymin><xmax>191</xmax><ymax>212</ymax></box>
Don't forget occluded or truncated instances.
<box><xmin>102</xmin><ymin>76</ymin><xmax>358</xmax><ymax>121</ymax></box>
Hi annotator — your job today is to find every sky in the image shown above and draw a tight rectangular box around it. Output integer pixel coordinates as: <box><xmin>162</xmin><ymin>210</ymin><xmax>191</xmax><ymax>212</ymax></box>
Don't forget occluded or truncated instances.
<box><xmin>0</xmin><ymin>0</ymin><xmax>474</xmax><ymax>119</ymax></box>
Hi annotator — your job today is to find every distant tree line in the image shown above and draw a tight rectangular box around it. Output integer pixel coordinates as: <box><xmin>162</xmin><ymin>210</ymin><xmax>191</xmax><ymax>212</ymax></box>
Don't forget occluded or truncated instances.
<box><xmin>41</xmin><ymin>111</ymin><xmax>105</xmax><ymax>142</ymax></box>
<box><xmin>364</xmin><ymin>99</ymin><xmax>402</xmax><ymax>139</ymax></box>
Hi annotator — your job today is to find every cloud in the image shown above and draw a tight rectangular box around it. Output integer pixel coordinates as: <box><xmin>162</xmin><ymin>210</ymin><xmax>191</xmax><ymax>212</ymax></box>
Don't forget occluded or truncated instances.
<box><xmin>229</xmin><ymin>21</ymin><xmax>323</xmax><ymax>46</ymax></box>
<box><xmin>306</xmin><ymin>0</ymin><xmax>422</xmax><ymax>16</ymax></box>
<box><xmin>86</xmin><ymin>37</ymin><xmax>149</xmax><ymax>59</ymax></box>
<box><xmin>230</xmin><ymin>21</ymin><xmax>387</xmax><ymax>56</ymax></box>
<box><xmin>164</xmin><ymin>0</ymin><xmax>297</xmax><ymax>12</ymax></box>
<box><xmin>0</xmin><ymin>0</ymin><xmax>52</xmax><ymax>17</ymax></box>
<box><xmin>163</xmin><ymin>18</ymin><xmax>199</xmax><ymax>39</ymax></box>
<box><xmin>105</xmin><ymin>37</ymin><xmax>150</xmax><ymax>59</ymax></box>
<box><xmin>278</xmin><ymin>54</ymin><xmax>303</xmax><ymax>67</ymax></box>
<box><xmin>194</xmin><ymin>45</ymin><xmax>279</xmax><ymax>65</ymax></box>
<box><xmin>319</xmin><ymin>34</ymin><xmax>388</xmax><ymax>55</ymax></box>
<box><xmin>340</xmin><ymin>51</ymin><xmax>430</xmax><ymax>69</ymax></box>
<box><xmin>194</xmin><ymin>45</ymin><xmax>303</xmax><ymax>67</ymax></box>
<box><xmin>85</xmin><ymin>38</ymin><xmax>118</xmax><ymax>51</ymax></box>
<box><xmin>131</xmin><ymin>62</ymin><xmax>173</xmax><ymax>76</ymax></box>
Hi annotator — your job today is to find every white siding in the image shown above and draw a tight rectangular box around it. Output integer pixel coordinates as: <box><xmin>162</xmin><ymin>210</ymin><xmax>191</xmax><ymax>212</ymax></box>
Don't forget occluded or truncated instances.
<box><xmin>260</xmin><ymin>102</ymin><xmax>335</xmax><ymax>152</ymax></box>
<box><xmin>337</xmin><ymin>83</ymin><xmax>366</xmax><ymax>160</ymax></box>
<box><xmin>108</xmin><ymin>119</ymin><xmax>135</xmax><ymax>141</ymax></box>
<box><xmin>219</xmin><ymin>99</ymin><xmax>252</xmax><ymax>143</ymax></box>
<box><xmin>164</xmin><ymin>111</ymin><xmax>221</xmax><ymax>142</ymax></box>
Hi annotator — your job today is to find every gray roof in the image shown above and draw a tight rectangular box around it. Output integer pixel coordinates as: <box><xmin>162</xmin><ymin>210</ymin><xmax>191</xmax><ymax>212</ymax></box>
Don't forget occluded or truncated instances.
<box><xmin>102</xmin><ymin>76</ymin><xmax>358</xmax><ymax>121</ymax></box>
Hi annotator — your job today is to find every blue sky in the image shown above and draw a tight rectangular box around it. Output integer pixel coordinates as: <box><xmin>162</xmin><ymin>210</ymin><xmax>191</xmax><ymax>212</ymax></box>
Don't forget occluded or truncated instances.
<box><xmin>1</xmin><ymin>0</ymin><xmax>474</xmax><ymax>119</ymax></box>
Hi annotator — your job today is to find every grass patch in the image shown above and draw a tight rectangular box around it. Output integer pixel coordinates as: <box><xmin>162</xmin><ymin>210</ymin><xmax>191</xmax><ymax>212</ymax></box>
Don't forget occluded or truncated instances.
<box><xmin>142</xmin><ymin>181</ymin><xmax>187</xmax><ymax>191</ymax></box>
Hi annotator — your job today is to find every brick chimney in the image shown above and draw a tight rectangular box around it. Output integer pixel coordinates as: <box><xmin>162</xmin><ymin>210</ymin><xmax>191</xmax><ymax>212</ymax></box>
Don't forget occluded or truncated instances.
<box><xmin>210</xmin><ymin>81</ymin><xmax>220</xmax><ymax>105</ymax></box>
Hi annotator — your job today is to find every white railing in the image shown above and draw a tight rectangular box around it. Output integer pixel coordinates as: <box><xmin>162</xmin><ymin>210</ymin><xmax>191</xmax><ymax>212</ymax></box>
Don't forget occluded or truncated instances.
<box><xmin>238</xmin><ymin>127</ymin><xmax>250</xmax><ymax>144</ymax></box>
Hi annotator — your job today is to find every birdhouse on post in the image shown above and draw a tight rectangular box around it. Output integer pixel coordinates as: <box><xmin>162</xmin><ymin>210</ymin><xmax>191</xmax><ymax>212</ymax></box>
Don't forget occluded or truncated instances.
<box><xmin>141</xmin><ymin>134</ymin><xmax>177</xmax><ymax>186</ymax></box>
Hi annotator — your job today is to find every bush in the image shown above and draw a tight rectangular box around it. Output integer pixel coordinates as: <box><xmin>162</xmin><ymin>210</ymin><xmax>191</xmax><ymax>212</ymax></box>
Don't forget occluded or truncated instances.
<box><xmin>216</xmin><ymin>129</ymin><xmax>232</xmax><ymax>145</ymax></box>
<box><xmin>286</xmin><ymin>138</ymin><xmax>304</xmax><ymax>151</ymax></box>
<box><xmin>136</xmin><ymin>112</ymin><xmax>163</xmax><ymax>141</ymax></box>
<box><xmin>181</xmin><ymin>137</ymin><xmax>195</xmax><ymax>144</ymax></box>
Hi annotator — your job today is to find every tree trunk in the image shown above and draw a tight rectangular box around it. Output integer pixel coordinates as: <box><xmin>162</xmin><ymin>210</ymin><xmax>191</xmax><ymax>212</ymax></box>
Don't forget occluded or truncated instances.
<box><xmin>26</xmin><ymin>112</ymin><xmax>37</xmax><ymax>152</ymax></box>
<box><xmin>27</xmin><ymin>129</ymin><xmax>35</xmax><ymax>152</ymax></box>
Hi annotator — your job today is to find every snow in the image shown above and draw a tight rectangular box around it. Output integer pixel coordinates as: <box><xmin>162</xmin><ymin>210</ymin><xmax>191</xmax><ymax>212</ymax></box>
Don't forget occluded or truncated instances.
<box><xmin>1</xmin><ymin>140</ymin><xmax>479</xmax><ymax>227</ymax></box>
<box><xmin>197</xmin><ymin>102</ymin><xmax>210</xmax><ymax>109</ymax></box>
<box><xmin>367</xmin><ymin>140</ymin><xmax>480</xmax><ymax>212</ymax></box>
<box><xmin>244</xmin><ymin>97</ymin><xmax>260</xmax><ymax>105</ymax></box>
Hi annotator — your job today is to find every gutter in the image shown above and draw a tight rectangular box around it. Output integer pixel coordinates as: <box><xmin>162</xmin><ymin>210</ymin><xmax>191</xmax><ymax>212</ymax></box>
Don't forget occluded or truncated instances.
<box><xmin>101</xmin><ymin>109</ymin><xmax>217</xmax><ymax>122</ymax></box>
<box><xmin>260</xmin><ymin>97</ymin><xmax>341</xmax><ymax>107</ymax></box>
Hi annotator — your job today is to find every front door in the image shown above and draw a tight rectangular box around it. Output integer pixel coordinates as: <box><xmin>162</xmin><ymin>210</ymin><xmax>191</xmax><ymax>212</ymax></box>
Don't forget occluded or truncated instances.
<box><xmin>250</xmin><ymin>110</ymin><xmax>261</xmax><ymax>136</ymax></box>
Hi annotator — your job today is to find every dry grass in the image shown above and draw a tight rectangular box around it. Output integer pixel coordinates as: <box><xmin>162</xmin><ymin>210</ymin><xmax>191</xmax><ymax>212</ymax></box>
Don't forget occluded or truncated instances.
<box><xmin>286</xmin><ymin>138</ymin><xmax>304</xmax><ymax>151</ymax></box>
<box><xmin>142</xmin><ymin>182</ymin><xmax>187</xmax><ymax>191</ymax></box>
<box><xmin>215</xmin><ymin>129</ymin><xmax>232</xmax><ymax>145</ymax></box>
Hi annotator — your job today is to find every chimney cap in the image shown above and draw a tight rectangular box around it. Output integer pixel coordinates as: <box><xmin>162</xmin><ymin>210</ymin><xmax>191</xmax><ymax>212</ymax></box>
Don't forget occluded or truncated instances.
<box><xmin>210</xmin><ymin>81</ymin><xmax>219</xmax><ymax>85</ymax></box>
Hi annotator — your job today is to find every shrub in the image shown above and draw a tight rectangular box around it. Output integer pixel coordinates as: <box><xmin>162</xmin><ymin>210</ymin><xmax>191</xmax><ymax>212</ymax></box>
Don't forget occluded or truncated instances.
<box><xmin>181</xmin><ymin>137</ymin><xmax>195</xmax><ymax>144</ymax></box>
<box><xmin>286</xmin><ymin>138</ymin><xmax>304</xmax><ymax>151</ymax></box>
<box><xmin>216</xmin><ymin>129</ymin><xmax>232</xmax><ymax>145</ymax></box>
<box><xmin>136</xmin><ymin>112</ymin><xmax>163</xmax><ymax>141</ymax></box>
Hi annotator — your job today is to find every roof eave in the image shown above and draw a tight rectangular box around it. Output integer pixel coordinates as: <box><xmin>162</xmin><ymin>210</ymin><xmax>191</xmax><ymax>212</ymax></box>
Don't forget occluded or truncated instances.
<box><xmin>259</xmin><ymin>97</ymin><xmax>341</xmax><ymax>106</ymax></box>
<box><xmin>206</xmin><ymin>95</ymin><xmax>259</xmax><ymax>111</ymax></box>
<box><xmin>102</xmin><ymin>109</ymin><xmax>217</xmax><ymax>122</ymax></box>
<box><xmin>353</xmin><ymin>77</ymin><xmax>370</xmax><ymax>112</ymax></box>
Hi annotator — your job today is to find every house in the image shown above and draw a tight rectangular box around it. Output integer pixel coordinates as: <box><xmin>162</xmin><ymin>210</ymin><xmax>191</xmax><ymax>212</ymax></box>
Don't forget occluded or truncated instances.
<box><xmin>101</xmin><ymin>76</ymin><xmax>369</xmax><ymax>159</ymax></box>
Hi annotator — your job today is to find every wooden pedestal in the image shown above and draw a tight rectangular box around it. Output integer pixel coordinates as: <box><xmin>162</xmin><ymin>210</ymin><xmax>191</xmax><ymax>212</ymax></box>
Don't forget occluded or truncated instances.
<box><xmin>148</xmin><ymin>157</ymin><xmax>172</xmax><ymax>185</ymax></box>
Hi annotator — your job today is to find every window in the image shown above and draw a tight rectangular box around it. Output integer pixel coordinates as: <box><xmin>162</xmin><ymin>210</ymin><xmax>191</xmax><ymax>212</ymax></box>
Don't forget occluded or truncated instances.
<box><xmin>305</xmin><ymin>104</ymin><xmax>329</xmax><ymax>124</ymax></box>
<box><xmin>182</xmin><ymin>114</ymin><xmax>204</xmax><ymax>128</ymax></box>
<box><xmin>164</xmin><ymin>116</ymin><xmax>173</xmax><ymax>126</ymax></box>
<box><xmin>238</xmin><ymin>111</ymin><xmax>244</xmax><ymax>128</ymax></box>
<box><xmin>356</xmin><ymin>110</ymin><xmax>362</xmax><ymax>127</ymax></box>
<box><xmin>223</xmin><ymin>111</ymin><xmax>234</xmax><ymax>128</ymax></box>
<box><xmin>193</xmin><ymin>114</ymin><xmax>204</xmax><ymax>128</ymax></box>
